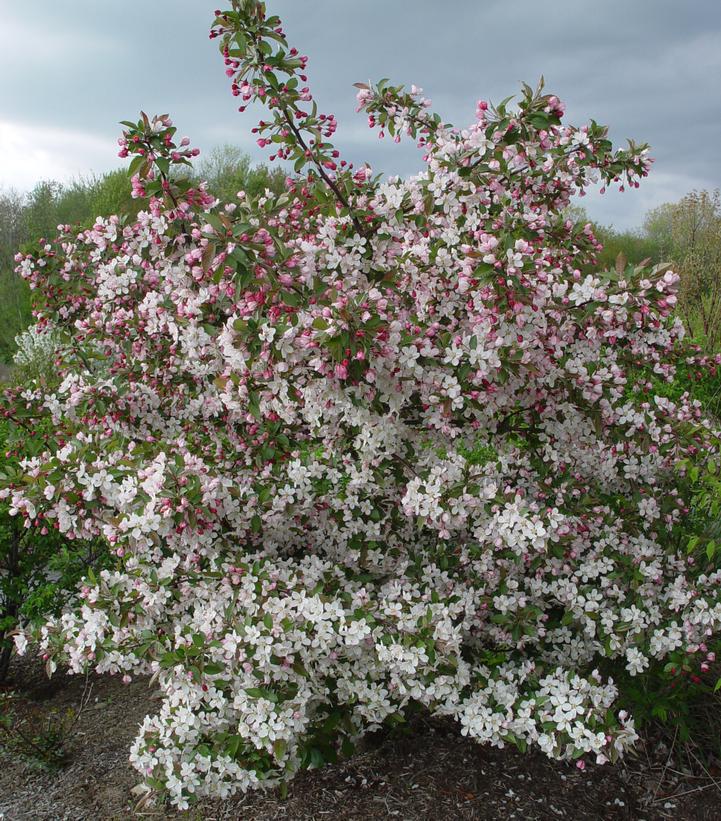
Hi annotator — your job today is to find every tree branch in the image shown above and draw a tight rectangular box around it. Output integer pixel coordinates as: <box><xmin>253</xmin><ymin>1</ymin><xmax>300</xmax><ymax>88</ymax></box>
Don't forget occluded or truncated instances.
<box><xmin>281</xmin><ymin>109</ymin><xmax>366</xmax><ymax>237</ymax></box>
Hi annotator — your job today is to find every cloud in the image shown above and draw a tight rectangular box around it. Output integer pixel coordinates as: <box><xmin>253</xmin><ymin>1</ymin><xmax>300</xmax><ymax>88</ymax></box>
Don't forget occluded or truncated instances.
<box><xmin>0</xmin><ymin>17</ymin><xmax>118</xmax><ymax>65</ymax></box>
<box><xmin>0</xmin><ymin>0</ymin><xmax>719</xmax><ymax>230</ymax></box>
<box><xmin>0</xmin><ymin>121</ymin><xmax>119</xmax><ymax>191</ymax></box>
<box><xmin>580</xmin><ymin>170</ymin><xmax>716</xmax><ymax>231</ymax></box>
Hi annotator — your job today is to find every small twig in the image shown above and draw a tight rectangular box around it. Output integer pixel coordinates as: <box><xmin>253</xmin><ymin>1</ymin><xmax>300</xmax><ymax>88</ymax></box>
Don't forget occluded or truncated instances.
<box><xmin>64</xmin><ymin>670</ymin><xmax>94</xmax><ymax>738</ymax></box>
<box><xmin>665</xmin><ymin>781</ymin><xmax>717</xmax><ymax>800</ymax></box>
<box><xmin>3</xmin><ymin>413</ymin><xmax>34</xmax><ymax>434</ymax></box>
<box><xmin>661</xmin><ymin>766</ymin><xmax>704</xmax><ymax>779</ymax></box>
<box><xmin>394</xmin><ymin>454</ymin><xmax>421</xmax><ymax>479</ymax></box>
<box><xmin>281</xmin><ymin>109</ymin><xmax>366</xmax><ymax>238</ymax></box>
<box><xmin>72</xmin><ymin>345</ymin><xmax>94</xmax><ymax>375</ymax></box>
<box><xmin>685</xmin><ymin>743</ymin><xmax>721</xmax><ymax>796</ymax></box>
<box><xmin>651</xmin><ymin>725</ymin><xmax>678</xmax><ymax>804</ymax></box>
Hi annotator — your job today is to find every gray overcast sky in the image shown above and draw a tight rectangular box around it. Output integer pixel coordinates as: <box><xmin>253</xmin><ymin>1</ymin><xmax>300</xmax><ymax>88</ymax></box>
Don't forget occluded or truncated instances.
<box><xmin>1</xmin><ymin>0</ymin><xmax>720</xmax><ymax>229</ymax></box>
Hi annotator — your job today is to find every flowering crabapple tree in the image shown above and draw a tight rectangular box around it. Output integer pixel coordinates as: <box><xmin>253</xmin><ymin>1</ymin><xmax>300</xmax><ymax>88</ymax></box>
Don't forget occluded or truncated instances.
<box><xmin>4</xmin><ymin>0</ymin><xmax>721</xmax><ymax>808</ymax></box>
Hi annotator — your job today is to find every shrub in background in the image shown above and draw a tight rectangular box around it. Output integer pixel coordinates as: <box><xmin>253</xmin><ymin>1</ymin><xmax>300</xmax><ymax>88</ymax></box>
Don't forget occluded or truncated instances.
<box><xmin>0</xmin><ymin>156</ymin><xmax>280</xmax><ymax>366</ymax></box>
<box><xmin>646</xmin><ymin>191</ymin><xmax>721</xmax><ymax>351</ymax></box>
<box><xmin>0</xmin><ymin>332</ymin><xmax>109</xmax><ymax>681</ymax></box>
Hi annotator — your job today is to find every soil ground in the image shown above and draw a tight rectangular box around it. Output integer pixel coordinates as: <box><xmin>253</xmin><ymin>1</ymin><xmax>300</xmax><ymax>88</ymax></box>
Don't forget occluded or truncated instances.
<box><xmin>1</xmin><ymin>657</ymin><xmax>720</xmax><ymax>820</ymax></box>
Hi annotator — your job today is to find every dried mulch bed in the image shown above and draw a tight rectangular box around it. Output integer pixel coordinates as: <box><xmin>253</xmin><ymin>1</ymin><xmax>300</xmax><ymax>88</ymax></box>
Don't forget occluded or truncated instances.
<box><xmin>1</xmin><ymin>657</ymin><xmax>720</xmax><ymax>820</ymax></box>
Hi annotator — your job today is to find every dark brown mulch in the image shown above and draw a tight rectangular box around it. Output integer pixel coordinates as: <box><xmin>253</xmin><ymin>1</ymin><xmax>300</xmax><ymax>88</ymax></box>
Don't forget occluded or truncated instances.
<box><xmin>1</xmin><ymin>656</ymin><xmax>720</xmax><ymax>820</ymax></box>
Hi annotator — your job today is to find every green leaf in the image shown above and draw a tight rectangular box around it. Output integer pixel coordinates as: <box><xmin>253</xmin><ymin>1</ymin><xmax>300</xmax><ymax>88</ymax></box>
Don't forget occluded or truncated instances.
<box><xmin>281</xmin><ymin>290</ymin><xmax>301</xmax><ymax>307</ymax></box>
<box><xmin>127</xmin><ymin>155</ymin><xmax>145</xmax><ymax>176</ymax></box>
<box><xmin>246</xmin><ymin>687</ymin><xmax>278</xmax><ymax>702</ymax></box>
<box><xmin>226</xmin><ymin>735</ymin><xmax>242</xmax><ymax>758</ymax></box>
<box><xmin>204</xmin><ymin>212</ymin><xmax>226</xmax><ymax>233</ymax></box>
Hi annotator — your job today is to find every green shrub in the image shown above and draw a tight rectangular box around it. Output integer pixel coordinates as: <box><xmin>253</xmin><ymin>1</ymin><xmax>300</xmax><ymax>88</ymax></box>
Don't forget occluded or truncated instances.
<box><xmin>0</xmin><ymin>414</ymin><xmax>110</xmax><ymax>680</ymax></box>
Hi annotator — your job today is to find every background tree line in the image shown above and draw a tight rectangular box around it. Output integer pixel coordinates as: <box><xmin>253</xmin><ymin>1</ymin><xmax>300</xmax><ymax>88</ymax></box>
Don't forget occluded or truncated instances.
<box><xmin>571</xmin><ymin>192</ymin><xmax>721</xmax><ymax>351</ymax></box>
<box><xmin>1</xmin><ymin>148</ymin><xmax>720</xmax><ymax>365</ymax></box>
<box><xmin>0</xmin><ymin>146</ymin><xmax>286</xmax><ymax>364</ymax></box>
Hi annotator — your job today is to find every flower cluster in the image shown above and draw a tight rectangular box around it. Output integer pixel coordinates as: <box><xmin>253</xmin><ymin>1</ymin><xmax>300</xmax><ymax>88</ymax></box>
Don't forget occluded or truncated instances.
<box><xmin>5</xmin><ymin>0</ymin><xmax>721</xmax><ymax>809</ymax></box>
